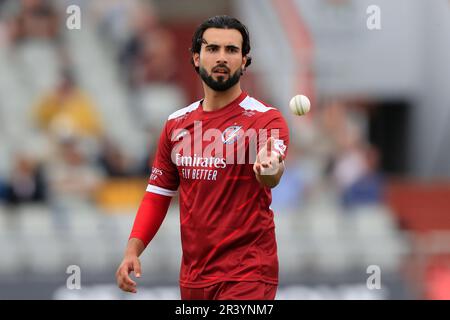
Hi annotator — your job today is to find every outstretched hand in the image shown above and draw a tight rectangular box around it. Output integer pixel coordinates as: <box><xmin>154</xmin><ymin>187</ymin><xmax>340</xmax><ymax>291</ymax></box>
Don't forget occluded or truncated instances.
<box><xmin>253</xmin><ymin>137</ymin><xmax>282</xmax><ymax>177</ymax></box>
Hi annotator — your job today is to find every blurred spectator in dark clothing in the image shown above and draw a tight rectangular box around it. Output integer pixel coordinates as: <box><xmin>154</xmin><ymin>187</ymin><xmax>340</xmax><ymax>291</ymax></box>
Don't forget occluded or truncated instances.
<box><xmin>0</xmin><ymin>1</ymin><xmax>9</xmax><ymax>46</ymax></box>
<box><xmin>116</xmin><ymin>0</ymin><xmax>180</xmax><ymax>88</ymax></box>
<box><xmin>322</xmin><ymin>99</ymin><xmax>384</xmax><ymax>209</ymax></box>
<box><xmin>4</xmin><ymin>153</ymin><xmax>47</xmax><ymax>205</ymax></box>
<box><xmin>118</xmin><ymin>1</ymin><xmax>160</xmax><ymax>88</ymax></box>
<box><xmin>118</xmin><ymin>5</ymin><xmax>186</xmax><ymax>153</ymax></box>
<box><xmin>98</xmin><ymin>138</ymin><xmax>141</xmax><ymax>178</ymax></box>
<box><xmin>0</xmin><ymin>179</ymin><xmax>8</xmax><ymax>201</ymax></box>
<box><xmin>340</xmin><ymin>145</ymin><xmax>384</xmax><ymax>208</ymax></box>
<box><xmin>131</xmin><ymin>27</ymin><xmax>177</xmax><ymax>85</ymax></box>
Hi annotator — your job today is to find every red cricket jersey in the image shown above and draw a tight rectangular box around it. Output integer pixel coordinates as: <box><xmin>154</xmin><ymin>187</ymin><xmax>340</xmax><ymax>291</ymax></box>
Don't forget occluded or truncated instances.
<box><xmin>147</xmin><ymin>91</ymin><xmax>290</xmax><ymax>288</ymax></box>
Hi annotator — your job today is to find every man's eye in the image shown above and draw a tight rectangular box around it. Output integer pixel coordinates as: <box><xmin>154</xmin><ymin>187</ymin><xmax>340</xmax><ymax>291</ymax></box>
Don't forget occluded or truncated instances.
<box><xmin>207</xmin><ymin>47</ymin><xmax>217</xmax><ymax>52</ymax></box>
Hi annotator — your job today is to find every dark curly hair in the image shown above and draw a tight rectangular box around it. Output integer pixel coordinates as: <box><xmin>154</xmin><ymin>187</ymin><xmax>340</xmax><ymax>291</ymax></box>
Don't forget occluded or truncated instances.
<box><xmin>190</xmin><ymin>15</ymin><xmax>252</xmax><ymax>73</ymax></box>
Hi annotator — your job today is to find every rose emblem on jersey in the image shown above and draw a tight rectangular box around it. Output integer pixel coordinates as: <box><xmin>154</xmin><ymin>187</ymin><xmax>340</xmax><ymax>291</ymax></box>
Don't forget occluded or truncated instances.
<box><xmin>273</xmin><ymin>139</ymin><xmax>287</xmax><ymax>156</ymax></box>
<box><xmin>221</xmin><ymin>125</ymin><xmax>243</xmax><ymax>144</ymax></box>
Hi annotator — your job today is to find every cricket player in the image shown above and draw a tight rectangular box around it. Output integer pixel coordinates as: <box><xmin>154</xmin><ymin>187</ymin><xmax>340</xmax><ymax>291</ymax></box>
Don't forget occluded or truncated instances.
<box><xmin>116</xmin><ymin>15</ymin><xmax>290</xmax><ymax>300</ymax></box>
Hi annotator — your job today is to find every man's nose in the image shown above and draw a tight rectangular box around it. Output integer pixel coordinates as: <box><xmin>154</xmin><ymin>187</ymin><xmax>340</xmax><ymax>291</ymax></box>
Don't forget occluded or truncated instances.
<box><xmin>216</xmin><ymin>49</ymin><xmax>228</xmax><ymax>64</ymax></box>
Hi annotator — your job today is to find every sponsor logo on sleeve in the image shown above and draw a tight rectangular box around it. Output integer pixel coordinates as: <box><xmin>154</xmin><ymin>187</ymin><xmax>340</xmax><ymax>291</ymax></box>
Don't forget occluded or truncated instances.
<box><xmin>150</xmin><ymin>167</ymin><xmax>163</xmax><ymax>180</ymax></box>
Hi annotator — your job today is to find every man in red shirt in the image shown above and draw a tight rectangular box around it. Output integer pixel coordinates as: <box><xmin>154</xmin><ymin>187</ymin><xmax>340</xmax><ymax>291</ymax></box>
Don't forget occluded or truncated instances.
<box><xmin>116</xmin><ymin>15</ymin><xmax>290</xmax><ymax>300</ymax></box>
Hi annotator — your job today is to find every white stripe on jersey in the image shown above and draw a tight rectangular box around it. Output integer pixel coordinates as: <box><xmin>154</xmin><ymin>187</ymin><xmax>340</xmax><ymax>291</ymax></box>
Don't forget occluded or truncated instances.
<box><xmin>239</xmin><ymin>96</ymin><xmax>275</xmax><ymax>113</ymax></box>
<box><xmin>146</xmin><ymin>185</ymin><xmax>177</xmax><ymax>197</ymax></box>
<box><xmin>168</xmin><ymin>101</ymin><xmax>201</xmax><ymax>120</ymax></box>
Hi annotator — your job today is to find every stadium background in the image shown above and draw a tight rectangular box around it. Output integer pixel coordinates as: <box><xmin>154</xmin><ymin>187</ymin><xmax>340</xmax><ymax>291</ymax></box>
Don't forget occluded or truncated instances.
<box><xmin>0</xmin><ymin>0</ymin><xmax>450</xmax><ymax>299</ymax></box>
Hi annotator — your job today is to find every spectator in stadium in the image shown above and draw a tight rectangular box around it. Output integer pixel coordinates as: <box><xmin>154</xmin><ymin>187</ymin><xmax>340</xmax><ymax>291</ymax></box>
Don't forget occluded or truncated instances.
<box><xmin>97</xmin><ymin>137</ymin><xmax>140</xmax><ymax>178</ymax></box>
<box><xmin>339</xmin><ymin>144</ymin><xmax>384</xmax><ymax>208</ymax></box>
<box><xmin>322</xmin><ymin>99</ymin><xmax>384</xmax><ymax>208</ymax></box>
<box><xmin>0</xmin><ymin>7</ymin><xmax>8</xmax><ymax>47</ymax></box>
<box><xmin>0</xmin><ymin>180</ymin><xmax>7</xmax><ymax>202</ymax></box>
<box><xmin>128</xmin><ymin>24</ymin><xmax>185</xmax><ymax>132</ymax></box>
<box><xmin>3</xmin><ymin>152</ymin><xmax>47</xmax><ymax>205</ymax></box>
<box><xmin>32</xmin><ymin>70</ymin><xmax>104</xmax><ymax>142</ymax></box>
<box><xmin>117</xmin><ymin>2</ymin><xmax>153</xmax><ymax>83</ymax></box>
<box><xmin>118</xmin><ymin>1</ymin><xmax>186</xmax><ymax>135</ymax></box>
<box><xmin>44</xmin><ymin>135</ymin><xmax>105</xmax><ymax>214</ymax></box>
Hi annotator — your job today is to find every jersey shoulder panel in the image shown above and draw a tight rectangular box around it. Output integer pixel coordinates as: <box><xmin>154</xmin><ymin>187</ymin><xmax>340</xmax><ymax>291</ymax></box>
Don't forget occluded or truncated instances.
<box><xmin>239</xmin><ymin>95</ymin><xmax>275</xmax><ymax>113</ymax></box>
<box><xmin>168</xmin><ymin>100</ymin><xmax>202</xmax><ymax>120</ymax></box>
<box><xmin>239</xmin><ymin>95</ymin><xmax>287</xmax><ymax>125</ymax></box>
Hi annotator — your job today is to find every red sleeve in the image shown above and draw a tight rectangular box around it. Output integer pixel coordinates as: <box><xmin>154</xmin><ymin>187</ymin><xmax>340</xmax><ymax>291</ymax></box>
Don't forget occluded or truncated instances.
<box><xmin>258</xmin><ymin>110</ymin><xmax>290</xmax><ymax>160</ymax></box>
<box><xmin>147</xmin><ymin>121</ymin><xmax>180</xmax><ymax>196</ymax></box>
<box><xmin>129</xmin><ymin>192</ymin><xmax>172</xmax><ymax>247</ymax></box>
<box><xmin>130</xmin><ymin>121</ymin><xmax>179</xmax><ymax>247</ymax></box>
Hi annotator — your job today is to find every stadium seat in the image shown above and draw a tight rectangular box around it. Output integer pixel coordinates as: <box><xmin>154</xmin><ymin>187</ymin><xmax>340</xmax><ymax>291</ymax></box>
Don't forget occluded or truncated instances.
<box><xmin>275</xmin><ymin>214</ymin><xmax>305</xmax><ymax>274</ymax></box>
<box><xmin>158</xmin><ymin>210</ymin><xmax>182</xmax><ymax>276</ymax></box>
<box><xmin>351</xmin><ymin>205</ymin><xmax>399</xmax><ymax>237</ymax></box>
<box><xmin>0</xmin><ymin>234</ymin><xmax>24</xmax><ymax>275</ymax></box>
<box><xmin>347</xmin><ymin>205</ymin><xmax>409</xmax><ymax>272</ymax></box>
<box><xmin>17</xmin><ymin>41</ymin><xmax>60</xmax><ymax>96</ymax></box>
<box><xmin>24</xmin><ymin>234</ymin><xmax>67</xmax><ymax>275</ymax></box>
<box><xmin>16</xmin><ymin>205</ymin><xmax>56</xmax><ymax>236</ymax></box>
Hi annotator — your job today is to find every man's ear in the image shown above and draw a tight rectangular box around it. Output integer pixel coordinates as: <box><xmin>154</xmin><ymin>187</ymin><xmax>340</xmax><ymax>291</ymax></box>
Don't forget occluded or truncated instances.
<box><xmin>193</xmin><ymin>53</ymin><xmax>200</xmax><ymax>68</ymax></box>
<box><xmin>242</xmin><ymin>56</ymin><xmax>248</xmax><ymax>71</ymax></box>
<box><xmin>241</xmin><ymin>56</ymin><xmax>247</xmax><ymax>76</ymax></box>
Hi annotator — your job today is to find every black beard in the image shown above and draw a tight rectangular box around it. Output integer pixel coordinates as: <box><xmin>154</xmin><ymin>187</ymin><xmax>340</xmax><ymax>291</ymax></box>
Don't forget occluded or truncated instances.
<box><xmin>199</xmin><ymin>66</ymin><xmax>242</xmax><ymax>92</ymax></box>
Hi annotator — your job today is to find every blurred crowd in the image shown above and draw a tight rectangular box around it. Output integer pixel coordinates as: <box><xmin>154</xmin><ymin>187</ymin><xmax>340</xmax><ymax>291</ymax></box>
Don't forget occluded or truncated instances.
<box><xmin>2</xmin><ymin>0</ymin><xmax>450</xmax><ymax>300</ymax></box>
<box><xmin>272</xmin><ymin>98</ymin><xmax>384</xmax><ymax>213</ymax></box>
<box><xmin>0</xmin><ymin>0</ymin><xmax>386</xmax><ymax>215</ymax></box>
<box><xmin>0</xmin><ymin>0</ymin><xmax>187</xmax><ymax>212</ymax></box>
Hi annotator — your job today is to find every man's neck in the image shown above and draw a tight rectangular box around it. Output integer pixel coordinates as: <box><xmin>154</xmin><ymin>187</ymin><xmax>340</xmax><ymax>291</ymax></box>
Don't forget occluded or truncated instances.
<box><xmin>202</xmin><ymin>84</ymin><xmax>242</xmax><ymax>112</ymax></box>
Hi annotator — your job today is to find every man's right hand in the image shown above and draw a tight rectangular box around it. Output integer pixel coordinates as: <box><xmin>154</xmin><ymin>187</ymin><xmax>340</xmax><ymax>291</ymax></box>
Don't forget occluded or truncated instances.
<box><xmin>116</xmin><ymin>255</ymin><xmax>142</xmax><ymax>293</ymax></box>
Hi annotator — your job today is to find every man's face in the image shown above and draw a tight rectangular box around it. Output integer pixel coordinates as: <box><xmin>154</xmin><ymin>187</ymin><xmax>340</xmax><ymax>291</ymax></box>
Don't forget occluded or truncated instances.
<box><xmin>193</xmin><ymin>28</ymin><xmax>247</xmax><ymax>92</ymax></box>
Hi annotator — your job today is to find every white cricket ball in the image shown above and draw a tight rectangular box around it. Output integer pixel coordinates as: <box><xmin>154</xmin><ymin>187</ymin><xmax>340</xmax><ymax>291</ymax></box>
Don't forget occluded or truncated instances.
<box><xmin>289</xmin><ymin>94</ymin><xmax>311</xmax><ymax>116</ymax></box>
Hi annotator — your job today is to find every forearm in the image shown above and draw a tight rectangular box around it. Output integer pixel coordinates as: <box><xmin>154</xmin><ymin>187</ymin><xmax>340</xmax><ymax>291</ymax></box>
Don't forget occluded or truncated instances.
<box><xmin>129</xmin><ymin>191</ymin><xmax>172</xmax><ymax>248</ymax></box>
<box><xmin>125</xmin><ymin>238</ymin><xmax>146</xmax><ymax>258</ymax></box>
